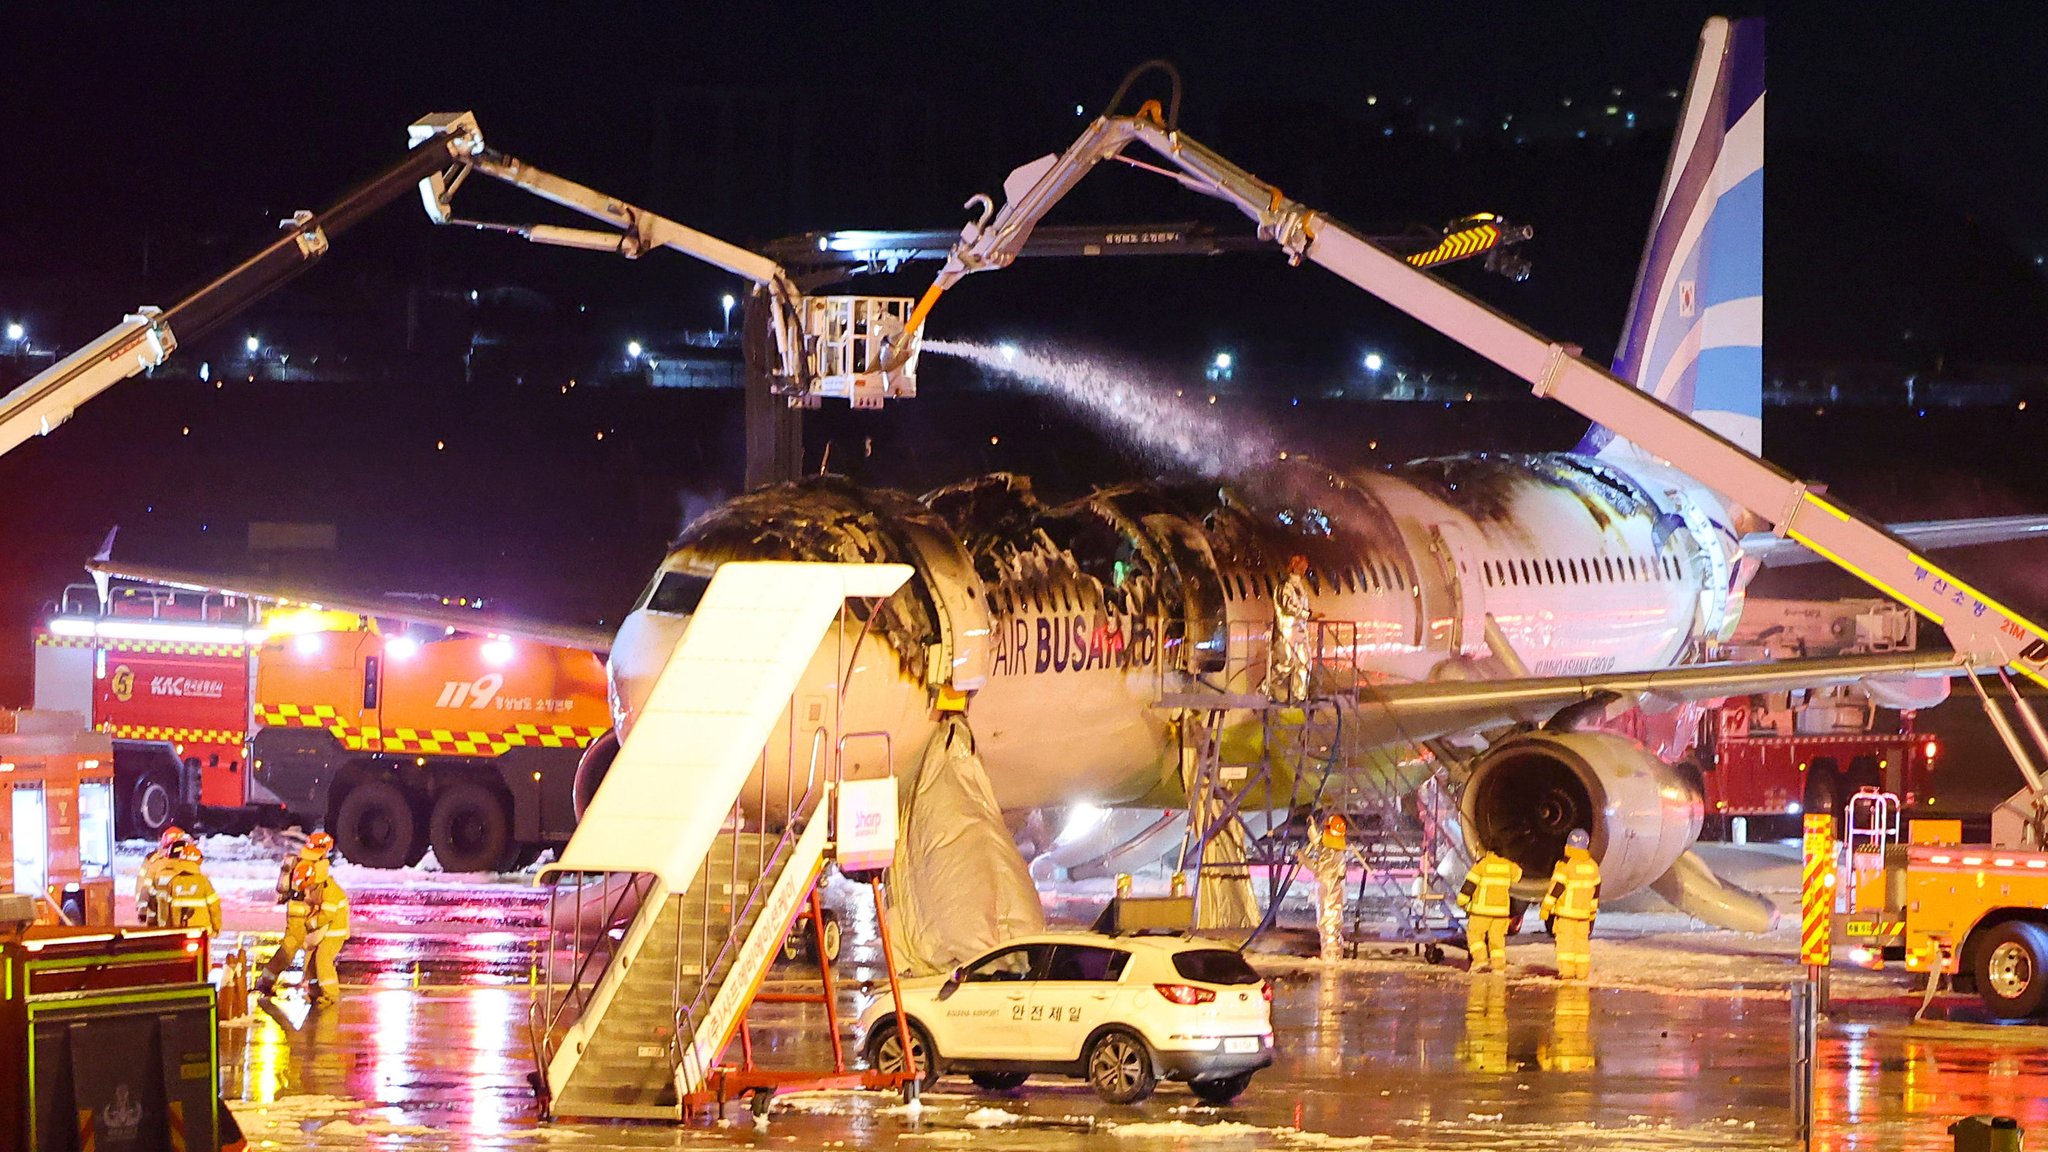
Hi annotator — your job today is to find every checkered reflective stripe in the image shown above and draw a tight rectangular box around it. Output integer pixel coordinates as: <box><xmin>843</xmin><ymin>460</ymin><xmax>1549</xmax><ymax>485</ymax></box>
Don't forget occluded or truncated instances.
<box><xmin>255</xmin><ymin>705</ymin><xmax>603</xmax><ymax>756</ymax></box>
<box><xmin>106</xmin><ymin>722</ymin><xmax>245</xmax><ymax>745</ymax></box>
<box><xmin>36</xmin><ymin>632</ymin><xmax>247</xmax><ymax>658</ymax></box>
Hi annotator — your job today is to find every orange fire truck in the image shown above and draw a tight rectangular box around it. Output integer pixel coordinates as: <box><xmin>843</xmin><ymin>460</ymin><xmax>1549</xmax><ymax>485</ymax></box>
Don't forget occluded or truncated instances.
<box><xmin>33</xmin><ymin>581</ymin><xmax>610</xmax><ymax>870</ymax></box>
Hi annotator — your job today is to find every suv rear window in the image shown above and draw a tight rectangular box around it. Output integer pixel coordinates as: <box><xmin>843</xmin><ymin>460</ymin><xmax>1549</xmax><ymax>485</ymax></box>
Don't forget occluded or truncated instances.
<box><xmin>1171</xmin><ymin>949</ymin><xmax>1261</xmax><ymax>985</ymax></box>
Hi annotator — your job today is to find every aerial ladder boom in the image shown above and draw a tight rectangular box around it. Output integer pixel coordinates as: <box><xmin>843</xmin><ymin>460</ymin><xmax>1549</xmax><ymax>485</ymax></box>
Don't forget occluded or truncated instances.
<box><xmin>0</xmin><ymin>128</ymin><xmax>480</xmax><ymax>459</ymax></box>
<box><xmin>894</xmin><ymin>99</ymin><xmax>2048</xmax><ymax>796</ymax></box>
<box><xmin>408</xmin><ymin>112</ymin><xmax>917</xmax><ymax>407</ymax></box>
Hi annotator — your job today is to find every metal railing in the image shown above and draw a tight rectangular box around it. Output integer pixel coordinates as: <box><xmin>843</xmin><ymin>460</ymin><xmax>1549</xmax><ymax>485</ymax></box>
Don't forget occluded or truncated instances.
<box><xmin>670</xmin><ymin>725</ymin><xmax>837</xmax><ymax>1094</ymax></box>
<box><xmin>527</xmin><ymin>868</ymin><xmax>659</xmax><ymax>1090</ymax></box>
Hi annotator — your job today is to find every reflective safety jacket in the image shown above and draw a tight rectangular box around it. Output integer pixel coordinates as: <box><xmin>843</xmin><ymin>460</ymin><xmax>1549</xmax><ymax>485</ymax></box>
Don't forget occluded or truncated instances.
<box><xmin>160</xmin><ymin>859</ymin><xmax>223</xmax><ymax>935</ymax></box>
<box><xmin>306</xmin><ymin>875</ymin><xmax>351</xmax><ymax>941</ymax></box>
<box><xmin>1457</xmin><ymin>852</ymin><xmax>1523</xmax><ymax>918</ymax></box>
<box><xmin>136</xmin><ymin>851</ymin><xmax>176</xmax><ymax>926</ymax></box>
<box><xmin>1541</xmin><ymin>847</ymin><xmax>1602</xmax><ymax>922</ymax></box>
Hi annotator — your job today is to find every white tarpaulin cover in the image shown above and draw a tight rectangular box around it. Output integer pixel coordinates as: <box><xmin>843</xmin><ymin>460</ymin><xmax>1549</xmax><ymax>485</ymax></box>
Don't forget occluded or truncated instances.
<box><xmin>551</xmin><ymin>561</ymin><xmax>911</xmax><ymax>891</ymax></box>
<box><xmin>891</xmin><ymin>716</ymin><xmax>1045</xmax><ymax>973</ymax></box>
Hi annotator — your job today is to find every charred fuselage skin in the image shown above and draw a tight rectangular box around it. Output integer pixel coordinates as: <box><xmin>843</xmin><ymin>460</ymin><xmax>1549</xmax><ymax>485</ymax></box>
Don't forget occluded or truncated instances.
<box><xmin>605</xmin><ymin>454</ymin><xmax>1741</xmax><ymax>890</ymax></box>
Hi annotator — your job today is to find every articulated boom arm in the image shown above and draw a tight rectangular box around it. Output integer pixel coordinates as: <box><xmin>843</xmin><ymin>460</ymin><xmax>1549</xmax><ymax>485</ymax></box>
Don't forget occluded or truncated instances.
<box><xmin>407</xmin><ymin>112</ymin><xmax>810</xmax><ymax>393</ymax></box>
<box><xmin>0</xmin><ymin>125</ymin><xmax>480</xmax><ymax>458</ymax></box>
<box><xmin>904</xmin><ymin>108</ymin><xmax>2048</xmax><ymax>695</ymax></box>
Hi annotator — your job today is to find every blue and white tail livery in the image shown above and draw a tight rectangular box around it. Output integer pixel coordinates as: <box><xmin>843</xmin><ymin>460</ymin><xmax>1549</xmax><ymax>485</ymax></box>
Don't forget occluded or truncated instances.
<box><xmin>1586</xmin><ymin>16</ymin><xmax>1765</xmax><ymax>457</ymax></box>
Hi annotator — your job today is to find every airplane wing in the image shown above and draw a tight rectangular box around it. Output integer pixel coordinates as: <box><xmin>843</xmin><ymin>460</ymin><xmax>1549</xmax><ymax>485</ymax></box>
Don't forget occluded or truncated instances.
<box><xmin>1340</xmin><ymin>649</ymin><xmax>1966</xmax><ymax>749</ymax></box>
<box><xmin>1743</xmin><ymin>515</ymin><xmax>2048</xmax><ymax>567</ymax></box>
<box><xmin>83</xmin><ymin>558</ymin><xmax>616</xmax><ymax>654</ymax></box>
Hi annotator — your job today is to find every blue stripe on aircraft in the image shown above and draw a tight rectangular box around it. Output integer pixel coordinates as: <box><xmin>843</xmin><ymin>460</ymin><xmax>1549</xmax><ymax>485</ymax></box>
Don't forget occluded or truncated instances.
<box><xmin>1692</xmin><ymin>344</ymin><xmax>1763</xmax><ymax>418</ymax></box>
<box><xmin>1700</xmin><ymin>169</ymin><xmax>1763</xmax><ymax>309</ymax></box>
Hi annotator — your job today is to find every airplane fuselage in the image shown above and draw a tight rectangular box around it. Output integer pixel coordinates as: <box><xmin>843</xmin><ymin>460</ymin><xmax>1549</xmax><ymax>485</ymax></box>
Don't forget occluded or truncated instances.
<box><xmin>605</xmin><ymin>452</ymin><xmax>1745</xmax><ymax>814</ymax></box>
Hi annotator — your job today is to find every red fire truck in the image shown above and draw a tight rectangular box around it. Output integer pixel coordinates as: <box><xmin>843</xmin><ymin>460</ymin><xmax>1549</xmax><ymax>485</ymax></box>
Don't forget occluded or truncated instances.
<box><xmin>1697</xmin><ymin>598</ymin><xmax>1941</xmax><ymax>837</ymax></box>
<box><xmin>32</xmin><ymin>583</ymin><xmax>257</xmax><ymax>839</ymax></box>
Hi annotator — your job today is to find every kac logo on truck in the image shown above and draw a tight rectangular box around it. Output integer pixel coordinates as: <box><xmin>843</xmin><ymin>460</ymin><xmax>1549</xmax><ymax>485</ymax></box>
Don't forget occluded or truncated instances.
<box><xmin>149</xmin><ymin>675</ymin><xmax>226</xmax><ymax>699</ymax></box>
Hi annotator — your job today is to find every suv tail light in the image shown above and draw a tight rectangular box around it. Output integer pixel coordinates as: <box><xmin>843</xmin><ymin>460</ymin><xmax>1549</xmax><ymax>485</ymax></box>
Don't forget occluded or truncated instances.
<box><xmin>1155</xmin><ymin>983</ymin><xmax>1216</xmax><ymax>1006</ymax></box>
<box><xmin>1261</xmin><ymin>981</ymin><xmax>1273</xmax><ymax>1003</ymax></box>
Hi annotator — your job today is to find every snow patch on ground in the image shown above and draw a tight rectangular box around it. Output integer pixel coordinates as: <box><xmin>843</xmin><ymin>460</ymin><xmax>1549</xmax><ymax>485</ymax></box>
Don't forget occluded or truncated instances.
<box><xmin>961</xmin><ymin>1106</ymin><xmax>1022</xmax><ymax>1127</ymax></box>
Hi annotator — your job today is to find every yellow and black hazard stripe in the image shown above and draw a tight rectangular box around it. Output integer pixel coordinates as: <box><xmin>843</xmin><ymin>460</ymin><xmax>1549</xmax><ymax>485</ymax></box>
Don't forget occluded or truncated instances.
<box><xmin>1406</xmin><ymin>221</ymin><xmax>1502</xmax><ymax>269</ymax></box>
<box><xmin>36</xmin><ymin>632</ymin><xmax>247</xmax><ymax>658</ymax></box>
<box><xmin>106</xmin><ymin>723</ymin><xmax>246</xmax><ymax>746</ymax></box>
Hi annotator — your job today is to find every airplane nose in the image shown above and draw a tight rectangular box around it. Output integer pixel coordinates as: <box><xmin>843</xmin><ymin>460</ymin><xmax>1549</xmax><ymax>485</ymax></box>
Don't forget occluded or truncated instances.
<box><xmin>605</xmin><ymin>607</ymin><xmax>692</xmax><ymax>740</ymax></box>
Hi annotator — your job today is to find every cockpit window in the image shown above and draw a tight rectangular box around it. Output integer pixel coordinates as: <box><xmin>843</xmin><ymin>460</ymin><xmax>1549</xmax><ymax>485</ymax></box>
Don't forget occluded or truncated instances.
<box><xmin>645</xmin><ymin>571</ymin><xmax>712</xmax><ymax>615</ymax></box>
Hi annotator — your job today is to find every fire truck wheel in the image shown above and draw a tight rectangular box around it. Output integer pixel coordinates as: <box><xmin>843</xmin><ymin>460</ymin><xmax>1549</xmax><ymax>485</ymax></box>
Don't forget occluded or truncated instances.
<box><xmin>429</xmin><ymin>782</ymin><xmax>515</xmax><ymax>873</ymax></box>
<box><xmin>1973</xmin><ymin>921</ymin><xmax>2048</xmax><ymax>1019</ymax></box>
<box><xmin>122</xmin><ymin>768</ymin><xmax>180</xmax><ymax>841</ymax></box>
<box><xmin>333</xmin><ymin>779</ymin><xmax>426</xmax><ymax>869</ymax></box>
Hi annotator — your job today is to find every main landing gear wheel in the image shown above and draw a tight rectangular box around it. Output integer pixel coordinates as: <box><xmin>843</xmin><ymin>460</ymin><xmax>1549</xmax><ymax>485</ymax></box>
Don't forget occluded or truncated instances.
<box><xmin>864</xmin><ymin>1020</ymin><xmax>939</xmax><ymax>1092</ymax></box>
<box><xmin>1086</xmin><ymin>1029</ymin><xmax>1157</xmax><ymax>1104</ymax></box>
<box><xmin>1973</xmin><ymin>921</ymin><xmax>2048</xmax><ymax>1018</ymax></box>
<box><xmin>333</xmin><ymin>779</ymin><xmax>426</xmax><ymax>869</ymax></box>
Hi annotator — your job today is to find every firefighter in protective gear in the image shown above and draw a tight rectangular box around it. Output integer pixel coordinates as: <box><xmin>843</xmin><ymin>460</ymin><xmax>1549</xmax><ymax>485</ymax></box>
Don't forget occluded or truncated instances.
<box><xmin>1457</xmin><ymin>850</ymin><xmax>1523</xmax><ymax>972</ymax></box>
<box><xmin>258</xmin><ymin>833</ymin><xmax>333</xmax><ymax>996</ymax></box>
<box><xmin>1541</xmin><ymin>828</ymin><xmax>1601</xmax><ymax>980</ymax></box>
<box><xmin>135</xmin><ymin>826</ymin><xmax>190</xmax><ymax>927</ymax></box>
<box><xmin>304</xmin><ymin>865</ymin><xmax>350</xmax><ymax>1006</ymax></box>
<box><xmin>1295</xmin><ymin>811</ymin><xmax>1353</xmax><ymax>961</ymax></box>
<box><xmin>158</xmin><ymin>840</ymin><xmax>224</xmax><ymax>935</ymax></box>
<box><xmin>1262</xmin><ymin>555</ymin><xmax>1314</xmax><ymax>704</ymax></box>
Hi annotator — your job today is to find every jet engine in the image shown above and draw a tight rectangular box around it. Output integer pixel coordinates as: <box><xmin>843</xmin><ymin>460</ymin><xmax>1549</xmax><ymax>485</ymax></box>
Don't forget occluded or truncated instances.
<box><xmin>1461</xmin><ymin>729</ymin><xmax>1703</xmax><ymax>900</ymax></box>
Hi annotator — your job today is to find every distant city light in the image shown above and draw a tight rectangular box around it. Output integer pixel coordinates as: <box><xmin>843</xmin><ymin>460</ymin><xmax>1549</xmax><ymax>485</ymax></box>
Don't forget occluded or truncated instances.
<box><xmin>199</xmin><ymin>363</ymin><xmax>210</xmax><ymax>382</ymax></box>
<box><xmin>721</xmin><ymin>293</ymin><xmax>737</xmax><ymax>333</ymax></box>
<box><xmin>1364</xmin><ymin>352</ymin><xmax>1384</xmax><ymax>372</ymax></box>
<box><xmin>1213</xmin><ymin>352</ymin><xmax>1233</xmax><ymax>370</ymax></box>
<box><xmin>245</xmin><ymin>335</ymin><xmax>260</xmax><ymax>354</ymax></box>
<box><xmin>4</xmin><ymin>322</ymin><xmax>22</xmax><ymax>342</ymax></box>
<box><xmin>469</xmin><ymin>289</ymin><xmax>479</xmax><ymax>302</ymax></box>
<box><xmin>626</xmin><ymin>341</ymin><xmax>643</xmax><ymax>359</ymax></box>
<box><xmin>1074</xmin><ymin>103</ymin><xmax>1084</xmax><ymax>116</ymax></box>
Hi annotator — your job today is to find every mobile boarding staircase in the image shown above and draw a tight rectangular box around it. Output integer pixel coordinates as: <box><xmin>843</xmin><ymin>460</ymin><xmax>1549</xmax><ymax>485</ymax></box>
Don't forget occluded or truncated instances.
<box><xmin>525</xmin><ymin>562</ymin><xmax>913</xmax><ymax>1121</ymax></box>
<box><xmin>1170</xmin><ymin>619</ymin><xmax>1466</xmax><ymax>953</ymax></box>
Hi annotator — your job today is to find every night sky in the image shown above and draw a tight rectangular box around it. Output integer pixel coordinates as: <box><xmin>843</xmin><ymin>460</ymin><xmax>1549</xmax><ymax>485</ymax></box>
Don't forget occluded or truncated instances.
<box><xmin>3</xmin><ymin>3</ymin><xmax>2047</xmax><ymax>705</ymax></box>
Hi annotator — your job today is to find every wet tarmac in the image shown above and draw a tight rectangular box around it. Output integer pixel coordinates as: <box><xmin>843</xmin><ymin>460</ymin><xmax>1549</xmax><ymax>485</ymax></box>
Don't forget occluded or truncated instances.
<box><xmin>224</xmin><ymin>969</ymin><xmax>1792</xmax><ymax>1150</ymax></box>
<box><xmin>202</xmin><ymin>869</ymin><xmax>2048</xmax><ymax>1151</ymax></box>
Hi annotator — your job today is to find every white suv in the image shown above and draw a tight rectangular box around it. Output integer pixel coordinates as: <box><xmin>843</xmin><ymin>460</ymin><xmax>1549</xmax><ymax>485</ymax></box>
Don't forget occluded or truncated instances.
<box><xmin>856</xmin><ymin>931</ymin><xmax>1273</xmax><ymax>1104</ymax></box>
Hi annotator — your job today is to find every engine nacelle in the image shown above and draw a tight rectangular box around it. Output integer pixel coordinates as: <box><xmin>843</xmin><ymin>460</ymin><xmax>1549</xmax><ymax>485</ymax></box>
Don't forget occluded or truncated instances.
<box><xmin>1461</xmin><ymin>729</ymin><xmax>1703</xmax><ymax>900</ymax></box>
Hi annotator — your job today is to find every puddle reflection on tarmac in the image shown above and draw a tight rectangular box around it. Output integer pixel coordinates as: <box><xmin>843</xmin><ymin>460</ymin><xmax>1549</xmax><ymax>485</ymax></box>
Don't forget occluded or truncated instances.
<box><xmin>221</xmin><ymin>965</ymin><xmax>1814</xmax><ymax>1151</ymax></box>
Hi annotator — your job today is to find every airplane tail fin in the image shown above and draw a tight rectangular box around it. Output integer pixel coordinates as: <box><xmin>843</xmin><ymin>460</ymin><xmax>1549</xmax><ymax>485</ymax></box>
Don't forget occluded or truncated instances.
<box><xmin>1583</xmin><ymin>16</ymin><xmax>1765</xmax><ymax>458</ymax></box>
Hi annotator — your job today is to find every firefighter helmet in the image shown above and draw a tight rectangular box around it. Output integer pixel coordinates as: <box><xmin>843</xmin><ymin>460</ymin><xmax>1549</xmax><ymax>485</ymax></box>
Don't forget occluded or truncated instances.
<box><xmin>170</xmin><ymin>840</ymin><xmax>204</xmax><ymax>863</ymax></box>
<box><xmin>303</xmin><ymin>831</ymin><xmax>335</xmax><ymax>858</ymax></box>
<box><xmin>158</xmin><ymin>825</ymin><xmax>190</xmax><ymax>852</ymax></box>
<box><xmin>1566</xmin><ymin>828</ymin><xmax>1591</xmax><ymax>850</ymax></box>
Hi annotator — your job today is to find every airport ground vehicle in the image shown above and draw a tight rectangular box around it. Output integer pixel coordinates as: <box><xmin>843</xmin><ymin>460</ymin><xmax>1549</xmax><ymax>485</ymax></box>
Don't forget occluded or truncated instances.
<box><xmin>1837</xmin><ymin>803</ymin><xmax>2048</xmax><ymax>1019</ymax></box>
<box><xmin>1701</xmin><ymin>598</ymin><xmax>1938</xmax><ymax>831</ymax></box>
<box><xmin>0</xmin><ymin>710</ymin><xmax>117</xmax><ymax>925</ymax></box>
<box><xmin>1699</xmin><ymin>696</ymin><xmax>1936</xmax><ymax>834</ymax></box>
<box><xmin>34</xmin><ymin>581</ymin><xmax>611</xmax><ymax>869</ymax></box>
<box><xmin>856</xmin><ymin>931</ymin><xmax>1274</xmax><ymax>1104</ymax></box>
